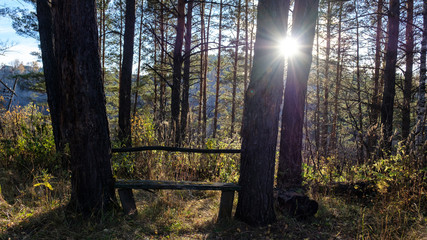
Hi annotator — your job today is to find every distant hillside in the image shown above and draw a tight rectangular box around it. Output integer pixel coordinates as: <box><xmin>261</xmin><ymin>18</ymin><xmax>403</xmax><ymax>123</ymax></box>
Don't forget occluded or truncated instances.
<box><xmin>0</xmin><ymin>64</ymin><xmax>46</xmax><ymax>110</ymax></box>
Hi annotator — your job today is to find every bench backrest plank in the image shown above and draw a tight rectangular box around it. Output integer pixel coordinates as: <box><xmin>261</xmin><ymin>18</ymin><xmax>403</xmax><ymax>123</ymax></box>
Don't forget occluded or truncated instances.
<box><xmin>115</xmin><ymin>179</ymin><xmax>241</xmax><ymax>191</ymax></box>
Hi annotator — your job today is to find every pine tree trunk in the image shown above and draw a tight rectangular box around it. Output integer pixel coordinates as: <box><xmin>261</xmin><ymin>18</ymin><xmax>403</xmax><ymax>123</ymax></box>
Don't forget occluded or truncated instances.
<box><xmin>171</xmin><ymin>0</ymin><xmax>185</xmax><ymax>145</ymax></box>
<box><xmin>355</xmin><ymin>0</ymin><xmax>364</xmax><ymax>163</ymax></box>
<box><xmin>36</xmin><ymin>0</ymin><xmax>65</xmax><ymax>159</ymax></box>
<box><xmin>52</xmin><ymin>0</ymin><xmax>116</xmax><ymax>215</ymax></box>
<box><xmin>180</xmin><ymin>0</ymin><xmax>193</xmax><ymax>143</ymax></box>
<box><xmin>277</xmin><ymin>0</ymin><xmax>318</xmax><ymax>190</ymax></box>
<box><xmin>230</xmin><ymin>0</ymin><xmax>241</xmax><ymax>138</ymax></box>
<box><xmin>321</xmin><ymin>1</ymin><xmax>332</xmax><ymax>158</ymax></box>
<box><xmin>235</xmin><ymin>0</ymin><xmax>289</xmax><ymax>226</ymax></box>
<box><xmin>381</xmin><ymin>0</ymin><xmax>400</xmax><ymax>152</ymax></box>
<box><xmin>133</xmin><ymin>1</ymin><xmax>144</xmax><ymax>118</ymax></box>
<box><xmin>213</xmin><ymin>0</ymin><xmax>223</xmax><ymax>139</ymax></box>
<box><xmin>416</xmin><ymin>0</ymin><xmax>426</xmax><ymax>148</ymax></box>
<box><xmin>402</xmin><ymin>0</ymin><xmax>414</xmax><ymax>140</ymax></box>
<box><xmin>368</xmin><ymin>0</ymin><xmax>383</xmax><ymax>158</ymax></box>
<box><xmin>119</xmin><ymin>0</ymin><xmax>135</xmax><ymax>147</ymax></box>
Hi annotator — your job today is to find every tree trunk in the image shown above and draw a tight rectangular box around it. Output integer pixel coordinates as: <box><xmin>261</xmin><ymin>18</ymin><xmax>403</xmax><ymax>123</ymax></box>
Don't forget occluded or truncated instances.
<box><xmin>368</xmin><ymin>0</ymin><xmax>383</xmax><ymax>158</ymax></box>
<box><xmin>402</xmin><ymin>0</ymin><xmax>414</xmax><ymax>140</ymax></box>
<box><xmin>235</xmin><ymin>0</ymin><xmax>288</xmax><ymax>226</ymax></box>
<box><xmin>277</xmin><ymin>0</ymin><xmax>318</xmax><ymax>190</ymax></box>
<box><xmin>180</xmin><ymin>0</ymin><xmax>193</xmax><ymax>143</ymax></box>
<box><xmin>231</xmin><ymin>0</ymin><xmax>242</xmax><ymax>138</ymax></box>
<box><xmin>321</xmin><ymin>1</ymin><xmax>332</xmax><ymax>158</ymax></box>
<box><xmin>329</xmin><ymin>1</ymin><xmax>343</xmax><ymax>154</ymax></box>
<box><xmin>52</xmin><ymin>0</ymin><xmax>116</xmax><ymax>215</ymax></box>
<box><xmin>119</xmin><ymin>0</ymin><xmax>136</xmax><ymax>147</ymax></box>
<box><xmin>243</xmin><ymin>0</ymin><xmax>249</xmax><ymax>94</ymax></box>
<box><xmin>416</xmin><ymin>0</ymin><xmax>426</xmax><ymax>148</ymax></box>
<box><xmin>381</xmin><ymin>0</ymin><xmax>400</xmax><ymax>152</ymax></box>
<box><xmin>133</xmin><ymin>1</ymin><xmax>144</xmax><ymax>118</ymax></box>
<box><xmin>171</xmin><ymin>0</ymin><xmax>185</xmax><ymax>145</ymax></box>
<box><xmin>36</xmin><ymin>0</ymin><xmax>65</xmax><ymax>158</ymax></box>
<box><xmin>213</xmin><ymin>0</ymin><xmax>223</xmax><ymax>139</ymax></box>
<box><xmin>198</xmin><ymin>1</ymin><xmax>205</xmax><ymax>140</ymax></box>
<box><xmin>355</xmin><ymin>0</ymin><xmax>364</xmax><ymax>164</ymax></box>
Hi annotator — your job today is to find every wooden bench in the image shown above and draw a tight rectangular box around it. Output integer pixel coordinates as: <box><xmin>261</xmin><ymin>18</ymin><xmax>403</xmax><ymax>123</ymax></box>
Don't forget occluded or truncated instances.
<box><xmin>112</xmin><ymin>146</ymin><xmax>241</xmax><ymax>221</ymax></box>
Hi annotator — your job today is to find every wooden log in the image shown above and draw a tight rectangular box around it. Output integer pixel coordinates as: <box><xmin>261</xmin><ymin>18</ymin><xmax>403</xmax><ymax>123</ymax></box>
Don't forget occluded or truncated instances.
<box><xmin>112</xmin><ymin>145</ymin><xmax>240</xmax><ymax>154</ymax></box>
<box><xmin>277</xmin><ymin>190</ymin><xmax>318</xmax><ymax>219</ymax></box>
<box><xmin>118</xmin><ymin>188</ymin><xmax>137</xmax><ymax>216</ymax></box>
<box><xmin>218</xmin><ymin>190</ymin><xmax>235</xmax><ymax>221</ymax></box>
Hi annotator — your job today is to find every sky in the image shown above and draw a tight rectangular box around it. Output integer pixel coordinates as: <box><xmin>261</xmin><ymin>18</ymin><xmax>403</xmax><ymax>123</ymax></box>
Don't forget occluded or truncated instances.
<box><xmin>0</xmin><ymin>0</ymin><xmax>39</xmax><ymax>66</ymax></box>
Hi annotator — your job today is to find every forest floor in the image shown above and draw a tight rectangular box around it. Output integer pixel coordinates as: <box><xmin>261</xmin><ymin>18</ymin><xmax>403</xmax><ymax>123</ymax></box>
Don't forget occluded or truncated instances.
<box><xmin>0</xmin><ymin>172</ymin><xmax>426</xmax><ymax>240</ymax></box>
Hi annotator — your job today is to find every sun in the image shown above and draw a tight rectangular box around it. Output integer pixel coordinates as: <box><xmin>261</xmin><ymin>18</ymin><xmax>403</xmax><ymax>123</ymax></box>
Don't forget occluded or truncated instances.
<box><xmin>278</xmin><ymin>37</ymin><xmax>300</xmax><ymax>58</ymax></box>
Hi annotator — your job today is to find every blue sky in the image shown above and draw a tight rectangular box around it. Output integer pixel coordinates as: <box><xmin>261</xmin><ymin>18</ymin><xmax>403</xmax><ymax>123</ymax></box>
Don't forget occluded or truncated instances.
<box><xmin>0</xmin><ymin>0</ymin><xmax>39</xmax><ymax>66</ymax></box>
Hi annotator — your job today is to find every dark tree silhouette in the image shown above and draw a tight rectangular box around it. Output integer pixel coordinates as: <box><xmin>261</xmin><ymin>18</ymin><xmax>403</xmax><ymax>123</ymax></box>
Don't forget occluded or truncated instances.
<box><xmin>235</xmin><ymin>0</ymin><xmax>289</xmax><ymax>226</ymax></box>
<box><xmin>277</xmin><ymin>0</ymin><xmax>319</xmax><ymax>189</ymax></box>
<box><xmin>119</xmin><ymin>0</ymin><xmax>136</xmax><ymax>147</ymax></box>
<box><xmin>51</xmin><ymin>0</ymin><xmax>116</xmax><ymax>215</ymax></box>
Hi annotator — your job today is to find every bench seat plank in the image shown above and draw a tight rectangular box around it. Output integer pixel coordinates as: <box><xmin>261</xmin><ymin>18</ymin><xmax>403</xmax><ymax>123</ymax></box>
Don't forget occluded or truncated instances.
<box><xmin>115</xmin><ymin>179</ymin><xmax>241</xmax><ymax>191</ymax></box>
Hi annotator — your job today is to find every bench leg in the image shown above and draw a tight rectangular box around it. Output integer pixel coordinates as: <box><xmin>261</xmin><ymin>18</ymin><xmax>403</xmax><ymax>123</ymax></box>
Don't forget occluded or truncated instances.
<box><xmin>118</xmin><ymin>188</ymin><xmax>138</xmax><ymax>215</ymax></box>
<box><xmin>218</xmin><ymin>190</ymin><xmax>235</xmax><ymax>221</ymax></box>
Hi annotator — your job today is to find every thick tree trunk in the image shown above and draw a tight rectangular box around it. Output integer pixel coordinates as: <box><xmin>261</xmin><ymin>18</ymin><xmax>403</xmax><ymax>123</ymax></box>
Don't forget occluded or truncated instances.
<box><xmin>36</xmin><ymin>0</ymin><xmax>64</xmax><ymax>158</ymax></box>
<box><xmin>381</xmin><ymin>0</ymin><xmax>400</xmax><ymax>152</ymax></box>
<box><xmin>52</xmin><ymin>0</ymin><xmax>116</xmax><ymax>215</ymax></box>
<box><xmin>119</xmin><ymin>0</ymin><xmax>136</xmax><ymax>147</ymax></box>
<box><xmin>402</xmin><ymin>0</ymin><xmax>414</xmax><ymax>140</ymax></box>
<box><xmin>171</xmin><ymin>0</ymin><xmax>185</xmax><ymax>145</ymax></box>
<box><xmin>180</xmin><ymin>0</ymin><xmax>193</xmax><ymax>143</ymax></box>
<box><xmin>277</xmin><ymin>0</ymin><xmax>318</xmax><ymax>190</ymax></box>
<box><xmin>235</xmin><ymin>0</ymin><xmax>288</xmax><ymax>226</ymax></box>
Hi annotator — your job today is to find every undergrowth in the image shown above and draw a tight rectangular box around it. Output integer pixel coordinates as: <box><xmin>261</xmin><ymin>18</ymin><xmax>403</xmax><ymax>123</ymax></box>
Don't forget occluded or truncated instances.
<box><xmin>0</xmin><ymin>106</ymin><xmax>426</xmax><ymax>239</ymax></box>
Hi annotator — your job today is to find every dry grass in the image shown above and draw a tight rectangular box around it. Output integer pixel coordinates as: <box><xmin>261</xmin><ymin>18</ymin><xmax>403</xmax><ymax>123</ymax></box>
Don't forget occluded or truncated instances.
<box><xmin>1</xmin><ymin>176</ymin><xmax>425</xmax><ymax>240</ymax></box>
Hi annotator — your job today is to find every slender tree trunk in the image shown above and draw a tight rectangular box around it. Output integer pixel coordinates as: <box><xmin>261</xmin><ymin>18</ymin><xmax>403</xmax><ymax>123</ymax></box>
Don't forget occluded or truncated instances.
<box><xmin>416</xmin><ymin>0</ymin><xmax>426</xmax><ymax>148</ymax></box>
<box><xmin>243</xmin><ymin>0</ymin><xmax>249</xmax><ymax>94</ymax></box>
<box><xmin>159</xmin><ymin>1</ymin><xmax>166</xmax><ymax>129</ymax></box>
<box><xmin>52</xmin><ymin>0</ymin><xmax>116</xmax><ymax>215</ymax></box>
<box><xmin>133</xmin><ymin>0</ymin><xmax>144</xmax><ymax>118</ymax></box>
<box><xmin>119</xmin><ymin>0</ymin><xmax>124</xmax><ymax>79</ymax></box>
<box><xmin>277</xmin><ymin>0</ymin><xmax>318</xmax><ymax>190</ymax></box>
<box><xmin>36</xmin><ymin>0</ymin><xmax>64</xmax><ymax>157</ymax></box>
<box><xmin>368</xmin><ymin>0</ymin><xmax>383</xmax><ymax>158</ymax></box>
<box><xmin>315</xmin><ymin>15</ymin><xmax>320</xmax><ymax>162</ymax></box>
<box><xmin>213</xmin><ymin>0</ymin><xmax>223</xmax><ymax>139</ymax></box>
<box><xmin>230</xmin><ymin>0</ymin><xmax>241</xmax><ymax>138</ymax></box>
<box><xmin>198</xmin><ymin>1</ymin><xmax>205</xmax><ymax>139</ymax></box>
<box><xmin>330</xmin><ymin>1</ymin><xmax>343</xmax><ymax>154</ymax></box>
<box><xmin>321</xmin><ymin>1</ymin><xmax>332</xmax><ymax>158</ymax></box>
<box><xmin>180</xmin><ymin>0</ymin><xmax>193</xmax><ymax>143</ymax></box>
<box><xmin>171</xmin><ymin>0</ymin><xmax>185</xmax><ymax>145</ymax></box>
<box><xmin>202</xmin><ymin>4</ymin><xmax>213</xmax><ymax>141</ymax></box>
<box><xmin>381</xmin><ymin>0</ymin><xmax>400</xmax><ymax>152</ymax></box>
<box><xmin>402</xmin><ymin>0</ymin><xmax>414</xmax><ymax>140</ymax></box>
<box><xmin>235</xmin><ymin>0</ymin><xmax>288</xmax><ymax>226</ymax></box>
<box><xmin>355</xmin><ymin>0</ymin><xmax>364</xmax><ymax>163</ymax></box>
<box><xmin>119</xmin><ymin>0</ymin><xmax>135</xmax><ymax>147</ymax></box>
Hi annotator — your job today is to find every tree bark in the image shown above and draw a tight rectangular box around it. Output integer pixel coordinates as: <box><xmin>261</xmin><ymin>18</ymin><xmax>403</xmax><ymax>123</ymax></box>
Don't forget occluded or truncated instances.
<box><xmin>52</xmin><ymin>0</ymin><xmax>116</xmax><ymax>215</ymax></box>
<box><xmin>36</xmin><ymin>0</ymin><xmax>65</xmax><ymax>159</ymax></box>
<box><xmin>277</xmin><ymin>0</ymin><xmax>318</xmax><ymax>190</ymax></box>
<box><xmin>416</xmin><ymin>0</ymin><xmax>426</xmax><ymax>148</ymax></box>
<box><xmin>119</xmin><ymin>0</ymin><xmax>136</xmax><ymax>147</ymax></box>
<box><xmin>180</xmin><ymin>0</ymin><xmax>193</xmax><ymax>143</ymax></box>
<box><xmin>402</xmin><ymin>0</ymin><xmax>414</xmax><ymax>140</ymax></box>
<box><xmin>213</xmin><ymin>0</ymin><xmax>223</xmax><ymax>139</ymax></box>
<box><xmin>381</xmin><ymin>0</ymin><xmax>400</xmax><ymax>152</ymax></box>
<box><xmin>235</xmin><ymin>0</ymin><xmax>289</xmax><ymax>226</ymax></box>
<box><xmin>368</xmin><ymin>0</ymin><xmax>383</xmax><ymax>158</ymax></box>
<box><xmin>321</xmin><ymin>0</ymin><xmax>332</xmax><ymax>158</ymax></box>
<box><xmin>171</xmin><ymin>0</ymin><xmax>185</xmax><ymax>145</ymax></box>
<box><xmin>133</xmin><ymin>1</ymin><xmax>144</xmax><ymax>118</ymax></box>
<box><xmin>230</xmin><ymin>0</ymin><xmax>241</xmax><ymax>138</ymax></box>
